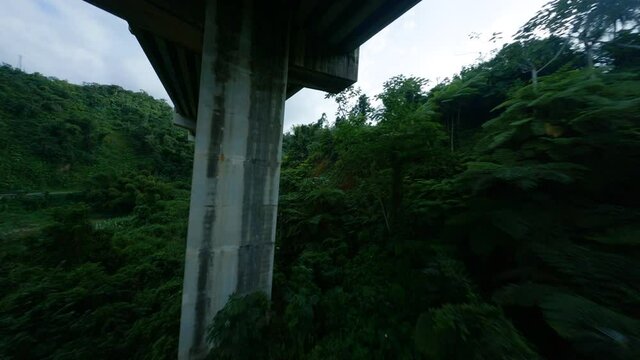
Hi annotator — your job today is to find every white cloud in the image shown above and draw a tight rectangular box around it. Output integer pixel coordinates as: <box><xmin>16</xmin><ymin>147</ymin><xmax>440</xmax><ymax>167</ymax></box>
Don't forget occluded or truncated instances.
<box><xmin>0</xmin><ymin>0</ymin><xmax>167</xmax><ymax>100</ymax></box>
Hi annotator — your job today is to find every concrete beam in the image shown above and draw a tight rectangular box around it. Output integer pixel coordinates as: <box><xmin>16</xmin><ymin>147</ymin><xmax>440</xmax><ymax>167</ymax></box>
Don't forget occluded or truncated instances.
<box><xmin>322</xmin><ymin>0</ymin><xmax>421</xmax><ymax>51</ymax></box>
<box><xmin>288</xmin><ymin>48</ymin><xmax>359</xmax><ymax>93</ymax></box>
<box><xmin>178</xmin><ymin>1</ymin><xmax>289</xmax><ymax>358</ymax></box>
<box><xmin>287</xmin><ymin>28</ymin><xmax>359</xmax><ymax>93</ymax></box>
<box><xmin>131</xmin><ymin>26</ymin><xmax>201</xmax><ymax>120</ymax></box>
<box><xmin>85</xmin><ymin>0</ymin><xmax>203</xmax><ymax>52</ymax></box>
<box><xmin>173</xmin><ymin>112</ymin><xmax>196</xmax><ymax>134</ymax></box>
<box><xmin>173</xmin><ymin>112</ymin><xmax>196</xmax><ymax>141</ymax></box>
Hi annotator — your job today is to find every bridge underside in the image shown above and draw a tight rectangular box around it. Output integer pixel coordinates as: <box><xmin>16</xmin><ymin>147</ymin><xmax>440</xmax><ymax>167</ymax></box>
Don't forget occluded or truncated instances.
<box><xmin>82</xmin><ymin>1</ymin><xmax>420</xmax><ymax>359</ymax></box>
<box><xmin>86</xmin><ymin>0</ymin><xmax>419</xmax><ymax>125</ymax></box>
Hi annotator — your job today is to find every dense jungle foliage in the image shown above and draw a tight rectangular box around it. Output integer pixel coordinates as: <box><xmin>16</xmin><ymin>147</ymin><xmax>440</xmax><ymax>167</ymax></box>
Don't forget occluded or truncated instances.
<box><xmin>1</xmin><ymin>0</ymin><xmax>640</xmax><ymax>358</ymax></box>
<box><xmin>0</xmin><ymin>66</ymin><xmax>192</xmax><ymax>191</ymax></box>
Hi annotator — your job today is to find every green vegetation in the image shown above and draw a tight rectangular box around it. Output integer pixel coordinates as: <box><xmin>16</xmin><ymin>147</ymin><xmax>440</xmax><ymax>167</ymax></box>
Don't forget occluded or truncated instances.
<box><xmin>0</xmin><ymin>65</ymin><xmax>192</xmax><ymax>358</ymax></box>
<box><xmin>1</xmin><ymin>0</ymin><xmax>640</xmax><ymax>358</ymax></box>
<box><xmin>0</xmin><ymin>66</ymin><xmax>192</xmax><ymax>191</ymax></box>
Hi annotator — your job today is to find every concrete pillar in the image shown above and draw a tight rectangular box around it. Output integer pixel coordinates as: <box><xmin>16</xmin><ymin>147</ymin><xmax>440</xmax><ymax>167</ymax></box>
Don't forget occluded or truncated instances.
<box><xmin>178</xmin><ymin>1</ymin><xmax>289</xmax><ymax>359</ymax></box>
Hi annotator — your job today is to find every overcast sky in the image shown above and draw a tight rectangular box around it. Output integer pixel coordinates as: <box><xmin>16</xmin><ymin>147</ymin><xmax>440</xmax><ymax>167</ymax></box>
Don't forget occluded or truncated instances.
<box><xmin>0</xmin><ymin>0</ymin><xmax>547</xmax><ymax>131</ymax></box>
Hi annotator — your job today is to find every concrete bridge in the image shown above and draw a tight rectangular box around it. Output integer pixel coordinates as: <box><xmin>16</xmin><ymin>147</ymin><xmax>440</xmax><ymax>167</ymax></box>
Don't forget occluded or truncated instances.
<box><xmin>83</xmin><ymin>1</ymin><xmax>420</xmax><ymax>358</ymax></box>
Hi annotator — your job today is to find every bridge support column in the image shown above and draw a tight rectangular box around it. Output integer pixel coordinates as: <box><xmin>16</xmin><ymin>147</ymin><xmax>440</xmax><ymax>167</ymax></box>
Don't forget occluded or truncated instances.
<box><xmin>178</xmin><ymin>1</ymin><xmax>289</xmax><ymax>358</ymax></box>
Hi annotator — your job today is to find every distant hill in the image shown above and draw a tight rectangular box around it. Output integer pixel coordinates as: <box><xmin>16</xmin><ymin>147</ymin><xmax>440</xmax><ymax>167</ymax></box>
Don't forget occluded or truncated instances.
<box><xmin>0</xmin><ymin>64</ymin><xmax>192</xmax><ymax>192</ymax></box>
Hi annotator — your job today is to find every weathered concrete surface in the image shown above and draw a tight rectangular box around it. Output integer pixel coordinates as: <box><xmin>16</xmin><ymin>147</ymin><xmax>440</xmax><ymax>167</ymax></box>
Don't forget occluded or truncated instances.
<box><xmin>178</xmin><ymin>1</ymin><xmax>289</xmax><ymax>358</ymax></box>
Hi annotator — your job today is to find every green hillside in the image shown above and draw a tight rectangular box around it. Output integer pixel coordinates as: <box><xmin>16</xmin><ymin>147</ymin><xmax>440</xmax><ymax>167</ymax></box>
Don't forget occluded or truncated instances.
<box><xmin>0</xmin><ymin>64</ymin><xmax>192</xmax><ymax>192</ymax></box>
<box><xmin>0</xmin><ymin>66</ymin><xmax>194</xmax><ymax>358</ymax></box>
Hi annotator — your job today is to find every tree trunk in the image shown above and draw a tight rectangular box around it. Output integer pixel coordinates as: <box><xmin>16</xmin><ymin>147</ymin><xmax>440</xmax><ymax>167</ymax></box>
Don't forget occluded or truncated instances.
<box><xmin>455</xmin><ymin>107</ymin><xmax>461</xmax><ymax>151</ymax></box>
<box><xmin>585</xmin><ymin>43</ymin><xmax>594</xmax><ymax>69</ymax></box>
<box><xmin>389</xmin><ymin>151</ymin><xmax>403</xmax><ymax>233</ymax></box>
<box><xmin>450</xmin><ymin>116</ymin><xmax>455</xmax><ymax>152</ymax></box>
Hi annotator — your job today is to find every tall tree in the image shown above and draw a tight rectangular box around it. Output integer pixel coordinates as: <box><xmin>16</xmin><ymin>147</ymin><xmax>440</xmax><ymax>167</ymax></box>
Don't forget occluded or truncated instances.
<box><xmin>505</xmin><ymin>37</ymin><xmax>573</xmax><ymax>88</ymax></box>
<box><xmin>518</xmin><ymin>0</ymin><xmax>640</xmax><ymax>68</ymax></box>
